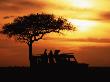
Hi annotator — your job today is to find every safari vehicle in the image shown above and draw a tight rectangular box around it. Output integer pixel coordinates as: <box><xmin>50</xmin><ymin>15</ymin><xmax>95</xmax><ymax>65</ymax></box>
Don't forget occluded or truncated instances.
<box><xmin>31</xmin><ymin>50</ymin><xmax>88</xmax><ymax>69</ymax></box>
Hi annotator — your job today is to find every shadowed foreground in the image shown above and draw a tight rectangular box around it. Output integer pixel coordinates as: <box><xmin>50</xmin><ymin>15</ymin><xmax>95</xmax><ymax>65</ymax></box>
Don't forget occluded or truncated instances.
<box><xmin>0</xmin><ymin>51</ymin><xmax>110</xmax><ymax>81</ymax></box>
<box><xmin>0</xmin><ymin>66</ymin><xmax>110</xmax><ymax>81</ymax></box>
<box><xmin>0</xmin><ymin>50</ymin><xmax>109</xmax><ymax>81</ymax></box>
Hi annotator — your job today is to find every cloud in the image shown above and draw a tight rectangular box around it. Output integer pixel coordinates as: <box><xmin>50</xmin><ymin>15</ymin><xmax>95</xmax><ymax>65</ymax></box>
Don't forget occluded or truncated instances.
<box><xmin>0</xmin><ymin>39</ymin><xmax>28</xmax><ymax>66</ymax></box>
<box><xmin>45</xmin><ymin>37</ymin><xmax>110</xmax><ymax>43</ymax></box>
<box><xmin>0</xmin><ymin>0</ymin><xmax>50</xmax><ymax>12</ymax></box>
<box><xmin>100</xmin><ymin>12</ymin><xmax>110</xmax><ymax>20</ymax></box>
<box><xmin>3</xmin><ymin>16</ymin><xmax>14</xmax><ymax>19</ymax></box>
<box><xmin>0</xmin><ymin>39</ymin><xmax>17</xmax><ymax>48</ymax></box>
<box><xmin>78</xmin><ymin>46</ymin><xmax>110</xmax><ymax>66</ymax></box>
<box><xmin>1</xmin><ymin>0</ymin><xmax>110</xmax><ymax>22</ymax></box>
<box><xmin>70</xmin><ymin>10</ymin><xmax>110</xmax><ymax>21</ymax></box>
<box><xmin>68</xmin><ymin>38</ymin><xmax>110</xmax><ymax>43</ymax></box>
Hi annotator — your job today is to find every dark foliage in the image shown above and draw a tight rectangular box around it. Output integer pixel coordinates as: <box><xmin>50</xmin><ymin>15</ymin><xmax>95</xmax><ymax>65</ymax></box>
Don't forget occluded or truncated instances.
<box><xmin>1</xmin><ymin>13</ymin><xmax>75</xmax><ymax>44</ymax></box>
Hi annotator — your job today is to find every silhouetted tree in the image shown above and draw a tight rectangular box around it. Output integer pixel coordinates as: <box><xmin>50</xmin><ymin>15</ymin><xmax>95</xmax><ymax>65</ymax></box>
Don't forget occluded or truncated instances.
<box><xmin>0</xmin><ymin>13</ymin><xmax>75</xmax><ymax>67</ymax></box>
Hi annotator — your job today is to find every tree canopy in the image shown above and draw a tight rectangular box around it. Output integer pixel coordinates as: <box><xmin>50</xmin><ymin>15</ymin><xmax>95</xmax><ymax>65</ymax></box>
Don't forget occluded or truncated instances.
<box><xmin>1</xmin><ymin>13</ymin><xmax>75</xmax><ymax>45</ymax></box>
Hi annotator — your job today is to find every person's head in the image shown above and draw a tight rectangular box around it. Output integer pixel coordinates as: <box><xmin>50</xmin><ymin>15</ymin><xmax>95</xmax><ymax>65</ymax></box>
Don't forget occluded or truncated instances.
<box><xmin>54</xmin><ymin>50</ymin><xmax>60</xmax><ymax>54</ymax></box>
<box><xmin>45</xmin><ymin>49</ymin><xmax>47</xmax><ymax>51</ymax></box>
<box><xmin>50</xmin><ymin>50</ymin><xmax>53</xmax><ymax>53</ymax></box>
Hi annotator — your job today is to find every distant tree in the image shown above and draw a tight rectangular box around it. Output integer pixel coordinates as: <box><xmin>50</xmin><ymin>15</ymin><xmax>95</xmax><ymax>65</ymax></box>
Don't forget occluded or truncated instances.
<box><xmin>0</xmin><ymin>13</ymin><xmax>75</xmax><ymax>67</ymax></box>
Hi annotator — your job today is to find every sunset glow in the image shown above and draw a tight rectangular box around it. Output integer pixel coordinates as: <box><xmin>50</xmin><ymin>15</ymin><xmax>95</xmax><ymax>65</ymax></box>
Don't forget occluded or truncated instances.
<box><xmin>71</xmin><ymin>0</ymin><xmax>92</xmax><ymax>9</ymax></box>
<box><xmin>0</xmin><ymin>0</ymin><xmax>110</xmax><ymax>67</ymax></box>
<box><xmin>68</xmin><ymin>19</ymin><xmax>96</xmax><ymax>32</ymax></box>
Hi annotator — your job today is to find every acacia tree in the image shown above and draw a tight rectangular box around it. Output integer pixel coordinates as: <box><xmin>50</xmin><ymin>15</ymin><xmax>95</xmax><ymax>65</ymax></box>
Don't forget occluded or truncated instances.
<box><xmin>1</xmin><ymin>13</ymin><xmax>75</xmax><ymax>66</ymax></box>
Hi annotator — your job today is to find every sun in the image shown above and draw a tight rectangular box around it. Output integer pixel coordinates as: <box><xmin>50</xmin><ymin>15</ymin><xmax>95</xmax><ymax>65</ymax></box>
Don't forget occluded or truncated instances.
<box><xmin>70</xmin><ymin>0</ymin><xmax>92</xmax><ymax>9</ymax></box>
<box><xmin>68</xmin><ymin>19</ymin><xmax>96</xmax><ymax>32</ymax></box>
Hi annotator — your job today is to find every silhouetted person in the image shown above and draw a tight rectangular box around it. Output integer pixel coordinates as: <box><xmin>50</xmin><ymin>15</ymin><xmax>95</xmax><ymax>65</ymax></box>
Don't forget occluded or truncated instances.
<box><xmin>48</xmin><ymin>50</ymin><xmax>54</xmax><ymax>64</ymax></box>
<box><xmin>54</xmin><ymin>50</ymin><xmax>60</xmax><ymax>63</ymax></box>
<box><xmin>41</xmin><ymin>49</ymin><xmax>48</xmax><ymax>64</ymax></box>
<box><xmin>44</xmin><ymin>49</ymin><xmax>47</xmax><ymax>55</ymax></box>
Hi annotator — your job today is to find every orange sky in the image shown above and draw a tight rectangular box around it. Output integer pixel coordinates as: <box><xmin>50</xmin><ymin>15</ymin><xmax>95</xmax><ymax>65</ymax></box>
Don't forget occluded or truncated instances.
<box><xmin>0</xmin><ymin>0</ymin><xmax>110</xmax><ymax>67</ymax></box>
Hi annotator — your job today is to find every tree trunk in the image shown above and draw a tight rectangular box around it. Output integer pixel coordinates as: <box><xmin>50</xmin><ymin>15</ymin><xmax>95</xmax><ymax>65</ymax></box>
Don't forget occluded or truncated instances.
<box><xmin>28</xmin><ymin>42</ymin><xmax>33</xmax><ymax>67</ymax></box>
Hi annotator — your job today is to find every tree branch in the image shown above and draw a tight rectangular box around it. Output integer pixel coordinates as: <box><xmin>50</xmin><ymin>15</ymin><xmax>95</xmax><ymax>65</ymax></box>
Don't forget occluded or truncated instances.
<box><xmin>32</xmin><ymin>34</ymin><xmax>44</xmax><ymax>42</ymax></box>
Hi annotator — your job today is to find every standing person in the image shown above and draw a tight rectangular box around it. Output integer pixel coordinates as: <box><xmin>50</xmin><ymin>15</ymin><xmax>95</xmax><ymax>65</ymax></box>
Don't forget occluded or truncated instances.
<box><xmin>44</xmin><ymin>49</ymin><xmax>47</xmax><ymax>55</ymax></box>
<box><xmin>42</xmin><ymin>49</ymin><xmax>48</xmax><ymax>64</ymax></box>
<box><xmin>54</xmin><ymin>50</ymin><xmax>60</xmax><ymax>64</ymax></box>
<box><xmin>48</xmin><ymin>50</ymin><xmax>54</xmax><ymax>64</ymax></box>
